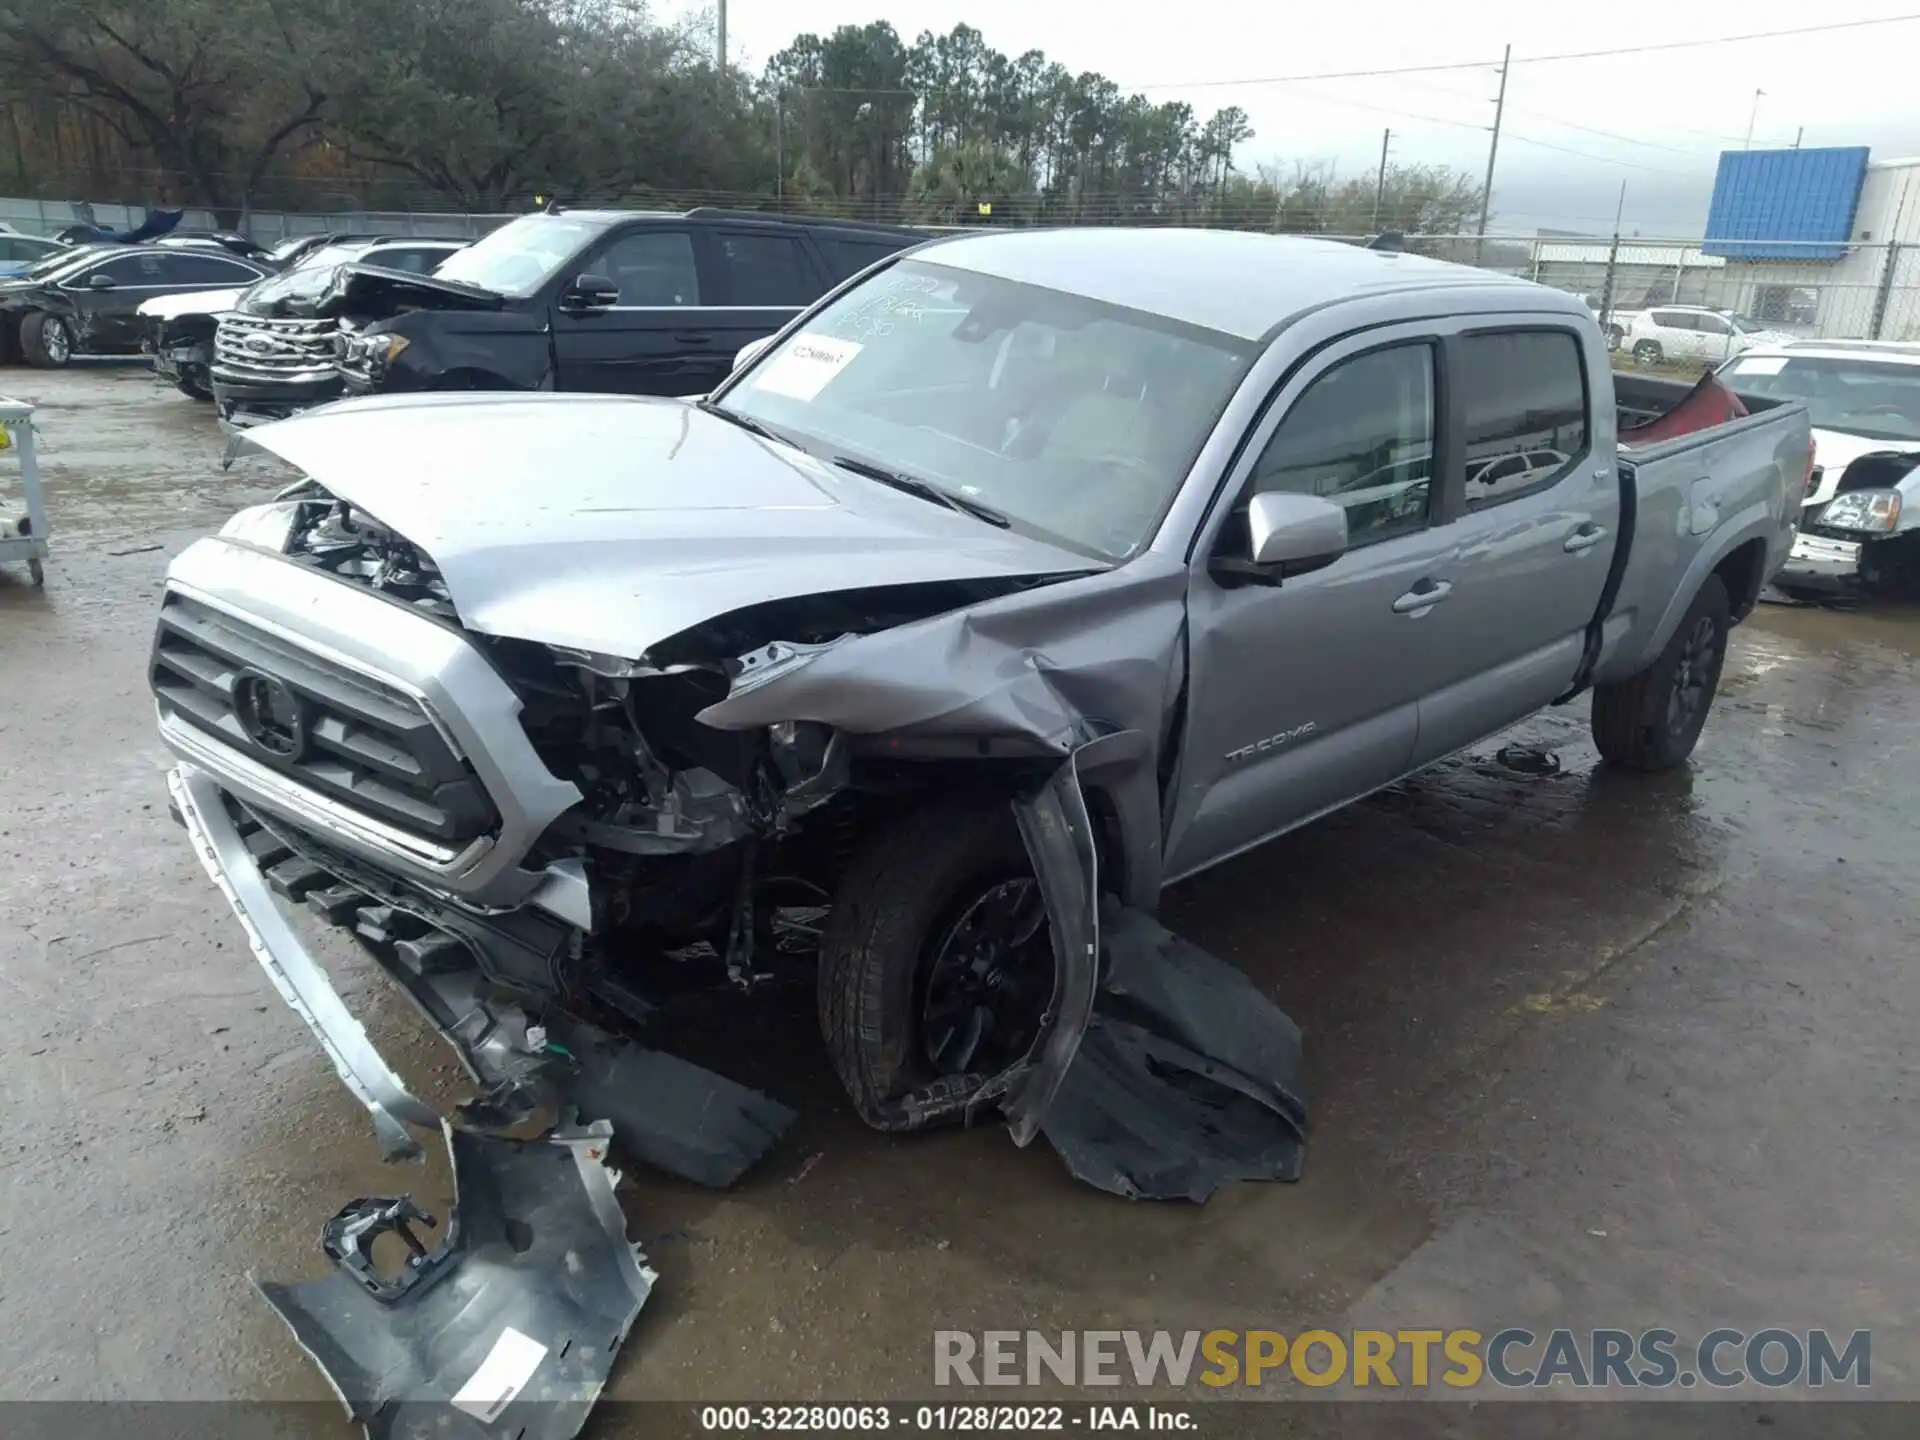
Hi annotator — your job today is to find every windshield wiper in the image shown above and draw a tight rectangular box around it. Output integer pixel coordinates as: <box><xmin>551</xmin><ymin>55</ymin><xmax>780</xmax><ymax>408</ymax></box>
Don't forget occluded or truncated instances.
<box><xmin>828</xmin><ymin>454</ymin><xmax>1011</xmax><ymax>528</ymax></box>
<box><xmin>695</xmin><ymin>399</ymin><xmax>793</xmax><ymax>447</ymax></box>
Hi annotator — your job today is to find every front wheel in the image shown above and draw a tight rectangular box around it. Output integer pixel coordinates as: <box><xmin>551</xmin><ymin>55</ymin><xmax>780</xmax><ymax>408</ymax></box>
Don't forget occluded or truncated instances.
<box><xmin>1591</xmin><ymin>575</ymin><xmax>1730</xmax><ymax>771</ymax></box>
<box><xmin>175</xmin><ymin>374</ymin><xmax>214</xmax><ymax>402</ymax></box>
<box><xmin>818</xmin><ymin>799</ymin><xmax>1056</xmax><ymax>1131</ymax></box>
<box><xmin>20</xmin><ymin>312</ymin><xmax>73</xmax><ymax>368</ymax></box>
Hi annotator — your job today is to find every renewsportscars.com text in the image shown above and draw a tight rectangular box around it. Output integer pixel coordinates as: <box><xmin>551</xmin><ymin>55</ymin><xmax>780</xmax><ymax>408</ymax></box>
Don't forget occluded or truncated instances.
<box><xmin>933</xmin><ymin>1328</ymin><xmax>1871</xmax><ymax>1391</ymax></box>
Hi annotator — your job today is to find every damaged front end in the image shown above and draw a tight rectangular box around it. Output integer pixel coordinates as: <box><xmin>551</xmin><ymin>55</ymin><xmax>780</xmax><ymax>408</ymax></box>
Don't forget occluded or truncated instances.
<box><xmin>158</xmin><ymin>425</ymin><xmax>1309</xmax><ymax>1426</ymax></box>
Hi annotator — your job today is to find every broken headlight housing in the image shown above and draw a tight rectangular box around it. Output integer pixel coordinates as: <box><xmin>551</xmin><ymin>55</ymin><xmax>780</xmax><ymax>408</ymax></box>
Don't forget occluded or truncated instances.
<box><xmin>1818</xmin><ymin>490</ymin><xmax>1903</xmax><ymax>534</ymax></box>
<box><xmin>218</xmin><ymin>500</ymin><xmax>300</xmax><ymax>552</ymax></box>
<box><xmin>342</xmin><ymin>332</ymin><xmax>410</xmax><ymax>371</ymax></box>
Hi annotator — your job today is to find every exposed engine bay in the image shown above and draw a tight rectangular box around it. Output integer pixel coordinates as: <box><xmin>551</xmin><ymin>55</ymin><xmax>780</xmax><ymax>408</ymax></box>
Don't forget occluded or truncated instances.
<box><xmin>279</xmin><ymin>482</ymin><xmax>1061</xmax><ymax>995</ymax></box>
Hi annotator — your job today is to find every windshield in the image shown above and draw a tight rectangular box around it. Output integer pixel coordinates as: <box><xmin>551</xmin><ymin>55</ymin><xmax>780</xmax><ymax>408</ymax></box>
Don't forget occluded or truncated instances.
<box><xmin>293</xmin><ymin>244</ymin><xmax>361</xmax><ymax>273</ymax></box>
<box><xmin>715</xmin><ymin>259</ymin><xmax>1257</xmax><ymax>559</ymax></box>
<box><xmin>1722</xmin><ymin>354</ymin><xmax>1920</xmax><ymax>442</ymax></box>
<box><xmin>269</xmin><ymin>235</ymin><xmax>327</xmax><ymax>262</ymax></box>
<box><xmin>1729</xmin><ymin>313</ymin><xmax>1766</xmax><ymax>334</ymax></box>
<box><xmin>430</xmin><ymin>213</ymin><xmax>606</xmax><ymax>298</ymax></box>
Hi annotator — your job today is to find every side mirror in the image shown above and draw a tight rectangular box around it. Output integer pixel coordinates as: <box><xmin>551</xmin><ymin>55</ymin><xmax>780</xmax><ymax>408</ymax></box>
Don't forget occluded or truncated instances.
<box><xmin>563</xmin><ymin>273</ymin><xmax>618</xmax><ymax>310</ymax></box>
<box><xmin>87</xmin><ymin>272</ymin><xmax>116</xmax><ymax>290</ymax></box>
<box><xmin>1215</xmin><ymin>492</ymin><xmax>1347</xmax><ymax>586</ymax></box>
<box><xmin>733</xmin><ymin>335</ymin><xmax>775</xmax><ymax>372</ymax></box>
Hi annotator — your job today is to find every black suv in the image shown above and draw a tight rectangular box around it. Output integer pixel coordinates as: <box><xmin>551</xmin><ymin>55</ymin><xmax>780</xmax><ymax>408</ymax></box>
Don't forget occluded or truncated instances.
<box><xmin>214</xmin><ymin>207</ymin><xmax>921</xmax><ymax>423</ymax></box>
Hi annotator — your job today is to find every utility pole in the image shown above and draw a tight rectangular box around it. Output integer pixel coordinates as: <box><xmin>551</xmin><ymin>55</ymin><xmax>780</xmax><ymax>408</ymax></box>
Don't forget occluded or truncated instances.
<box><xmin>717</xmin><ymin>0</ymin><xmax>727</xmax><ymax>72</ymax></box>
<box><xmin>1598</xmin><ymin>179</ymin><xmax>1627</xmax><ymax>337</ymax></box>
<box><xmin>1475</xmin><ymin>44</ymin><xmax>1510</xmax><ymax>261</ymax></box>
<box><xmin>1372</xmin><ymin>128</ymin><xmax>1391</xmax><ymax>231</ymax></box>
<box><xmin>1743</xmin><ymin>89</ymin><xmax>1764</xmax><ymax>149</ymax></box>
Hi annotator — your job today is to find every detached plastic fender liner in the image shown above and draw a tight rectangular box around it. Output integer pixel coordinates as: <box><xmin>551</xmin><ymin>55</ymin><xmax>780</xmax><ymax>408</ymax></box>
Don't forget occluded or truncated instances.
<box><xmin>1001</xmin><ymin>739</ymin><xmax>1108</xmax><ymax>1147</ymax></box>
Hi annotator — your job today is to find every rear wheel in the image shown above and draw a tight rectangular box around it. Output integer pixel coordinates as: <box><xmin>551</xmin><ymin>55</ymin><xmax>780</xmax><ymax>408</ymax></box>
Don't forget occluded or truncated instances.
<box><xmin>1592</xmin><ymin>575</ymin><xmax>1730</xmax><ymax>771</ymax></box>
<box><xmin>1632</xmin><ymin>339</ymin><xmax>1663</xmax><ymax>367</ymax></box>
<box><xmin>20</xmin><ymin>312</ymin><xmax>73</xmax><ymax>368</ymax></box>
<box><xmin>818</xmin><ymin>798</ymin><xmax>1055</xmax><ymax>1131</ymax></box>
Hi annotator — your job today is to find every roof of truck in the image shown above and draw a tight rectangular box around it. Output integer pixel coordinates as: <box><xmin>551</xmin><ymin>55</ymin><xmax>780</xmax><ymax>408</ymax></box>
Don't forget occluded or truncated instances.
<box><xmin>913</xmin><ymin>227</ymin><xmax>1543</xmax><ymax>341</ymax></box>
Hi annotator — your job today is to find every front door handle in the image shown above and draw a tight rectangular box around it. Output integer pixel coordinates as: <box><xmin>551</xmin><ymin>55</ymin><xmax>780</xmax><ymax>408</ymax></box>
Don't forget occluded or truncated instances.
<box><xmin>672</xmin><ymin>331</ymin><xmax>715</xmax><ymax>345</ymax></box>
<box><xmin>1564</xmin><ymin>524</ymin><xmax>1608</xmax><ymax>554</ymax></box>
<box><xmin>1392</xmin><ymin>578</ymin><xmax>1453</xmax><ymax>615</ymax></box>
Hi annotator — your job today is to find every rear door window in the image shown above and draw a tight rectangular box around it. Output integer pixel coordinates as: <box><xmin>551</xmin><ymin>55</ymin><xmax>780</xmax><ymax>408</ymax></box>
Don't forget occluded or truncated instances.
<box><xmin>714</xmin><ymin>231</ymin><xmax>824</xmax><ymax>306</ymax></box>
<box><xmin>1457</xmin><ymin>330</ymin><xmax>1589</xmax><ymax>511</ymax></box>
<box><xmin>169</xmin><ymin>253</ymin><xmax>262</xmax><ymax>285</ymax></box>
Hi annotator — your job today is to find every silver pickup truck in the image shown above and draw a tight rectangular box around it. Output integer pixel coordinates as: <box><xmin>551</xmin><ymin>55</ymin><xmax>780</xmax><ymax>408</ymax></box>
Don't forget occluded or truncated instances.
<box><xmin>152</xmin><ymin>229</ymin><xmax>1810</xmax><ymax>1201</ymax></box>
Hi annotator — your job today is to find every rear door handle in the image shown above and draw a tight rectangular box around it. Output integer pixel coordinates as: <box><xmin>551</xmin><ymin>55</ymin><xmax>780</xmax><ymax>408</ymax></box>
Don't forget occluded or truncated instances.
<box><xmin>1392</xmin><ymin>578</ymin><xmax>1453</xmax><ymax>615</ymax></box>
<box><xmin>1564</xmin><ymin>524</ymin><xmax>1608</xmax><ymax>554</ymax></box>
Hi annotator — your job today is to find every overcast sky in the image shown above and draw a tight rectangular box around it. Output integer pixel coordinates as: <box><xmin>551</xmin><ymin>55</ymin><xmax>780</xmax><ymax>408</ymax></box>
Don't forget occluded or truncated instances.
<box><xmin>666</xmin><ymin>0</ymin><xmax>1920</xmax><ymax>236</ymax></box>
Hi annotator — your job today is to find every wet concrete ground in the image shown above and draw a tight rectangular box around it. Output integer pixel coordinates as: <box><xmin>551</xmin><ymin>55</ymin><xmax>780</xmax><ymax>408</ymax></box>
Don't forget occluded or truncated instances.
<box><xmin>2</xmin><ymin>369</ymin><xmax>1917</xmax><ymax>1423</ymax></box>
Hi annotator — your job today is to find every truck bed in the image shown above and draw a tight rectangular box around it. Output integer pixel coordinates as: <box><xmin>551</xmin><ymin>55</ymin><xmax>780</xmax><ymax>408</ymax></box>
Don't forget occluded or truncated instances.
<box><xmin>1591</xmin><ymin>371</ymin><xmax>1809</xmax><ymax>687</ymax></box>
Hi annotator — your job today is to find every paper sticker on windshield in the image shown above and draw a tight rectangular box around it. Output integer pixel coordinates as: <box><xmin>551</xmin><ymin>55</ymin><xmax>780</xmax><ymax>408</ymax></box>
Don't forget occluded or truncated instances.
<box><xmin>751</xmin><ymin>333</ymin><xmax>863</xmax><ymax>401</ymax></box>
<box><xmin>1734</xmin><ymin>356</ymin><xmax>1787</xmax><ymax>375</ymax></box>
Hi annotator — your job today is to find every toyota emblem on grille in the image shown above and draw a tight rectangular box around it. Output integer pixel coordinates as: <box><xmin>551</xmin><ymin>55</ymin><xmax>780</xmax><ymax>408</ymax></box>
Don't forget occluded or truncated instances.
<box><xmin>232</xmin><ymin>669</ymin><xmax>307</xmax><ymax>759</ymax></box>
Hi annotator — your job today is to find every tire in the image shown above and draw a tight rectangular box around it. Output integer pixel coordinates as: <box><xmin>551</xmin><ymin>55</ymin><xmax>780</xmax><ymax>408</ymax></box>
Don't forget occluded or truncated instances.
<box><xmin>818</xmin><ymin>797</ymin><xmax>1054</xmax><ymax>1132</ymax></box>
<box><xmin>1606</xmin><ymin>327</ymin><xmax>1624</xmax><ymax>352</ymax></box>
<box><xmin>19</xmin><ymin>311</ymin><xmax>74</xmax><ymax>368</ymax></box>
<box><xmin>1632</xmin><ymin>339</ymin><xmax>1663</xmax><ymax>367</ymax></box>
<box><xmin>175</xmin><ymin>374</ymin><xmax>214</xmax><ymax>402</ymax></box>
<box><xmin>1591</xmin><ymin>574</ymin><xmax>1730</xmax><ymax>771</ymax></box>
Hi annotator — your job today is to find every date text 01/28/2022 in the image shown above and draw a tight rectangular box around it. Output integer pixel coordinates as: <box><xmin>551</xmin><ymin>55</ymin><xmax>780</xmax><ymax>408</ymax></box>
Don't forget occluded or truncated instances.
<box><xmin>699</xmin><ymin>1405</ymin><xmax>1195</xmax><ymax>1431</ymax></box>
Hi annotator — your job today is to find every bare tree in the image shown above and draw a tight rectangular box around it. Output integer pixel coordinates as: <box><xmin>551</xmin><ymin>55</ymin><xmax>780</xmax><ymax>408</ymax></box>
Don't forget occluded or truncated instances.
<box><xmin>0</xmin><ymin>0</ymin><xmax>329</xmax><ymax>220</ymax></box>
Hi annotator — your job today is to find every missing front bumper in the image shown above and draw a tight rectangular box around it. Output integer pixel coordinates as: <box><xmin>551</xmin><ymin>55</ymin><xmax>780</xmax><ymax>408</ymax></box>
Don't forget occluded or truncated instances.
<box><xmin>169</xmin><ymin>762</ymin><xmax>796</xmax><ymax>1182</ymax></box>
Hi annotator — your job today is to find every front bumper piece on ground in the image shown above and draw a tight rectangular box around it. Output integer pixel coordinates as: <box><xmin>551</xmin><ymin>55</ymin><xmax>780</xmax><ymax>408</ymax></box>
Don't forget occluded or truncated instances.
<box><xmin>259</xmin><ymin>1119</ymin><xmax>654</xmax><ymax>1440</ymax></box>
<box><xmin>171</xmin><ymin>761</ymin><xmax>788</xmax><ymax>1436</ymax></box>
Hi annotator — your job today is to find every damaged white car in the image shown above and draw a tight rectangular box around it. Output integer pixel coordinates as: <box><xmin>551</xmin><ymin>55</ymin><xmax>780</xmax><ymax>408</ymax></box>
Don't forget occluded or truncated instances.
<box><xmin>153</xmin><ymin>228</ymin><xmax>1806</xmax><ymax>1434</ymax></box>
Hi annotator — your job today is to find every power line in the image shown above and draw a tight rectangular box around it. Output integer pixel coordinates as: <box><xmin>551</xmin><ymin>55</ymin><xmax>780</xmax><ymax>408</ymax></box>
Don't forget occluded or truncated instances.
<box><xmin>1499</xmin><ymin>132</ymin><xmax>1699</xmax><ymax>178</ymax></box>
<box><xmin>1506</xmin><ymin>13</ymin><xmax>1920</xmax><ymax>66</ymax></box>
<box><xmin>1124</xmin><ymin>11</ymin><xmax>1920</xmax><ymax>92</ymax></box>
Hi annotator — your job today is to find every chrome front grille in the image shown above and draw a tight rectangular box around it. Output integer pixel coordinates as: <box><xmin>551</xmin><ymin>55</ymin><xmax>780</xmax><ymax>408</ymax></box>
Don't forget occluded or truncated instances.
<box><xmin>213</xmin><ymin>313</ymin><xmax>339</xmax><ymax>380</ymax></box>
<box><xmin>151</xmin><ymin>590</ymin><xmax>497</xmax><ymax>846</ymax></box>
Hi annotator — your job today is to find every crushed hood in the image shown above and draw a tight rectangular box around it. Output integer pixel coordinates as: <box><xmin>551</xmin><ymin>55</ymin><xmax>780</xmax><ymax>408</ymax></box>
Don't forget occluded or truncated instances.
<box><xmin>243</xmin><ymin>391</ymin><xmax>1100</xmax><ymax>656</ymax></box>
<box><xmin>315</xmin><ymin>263</ymin><xmax>505</xmax><ymax>317</ymax></box>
